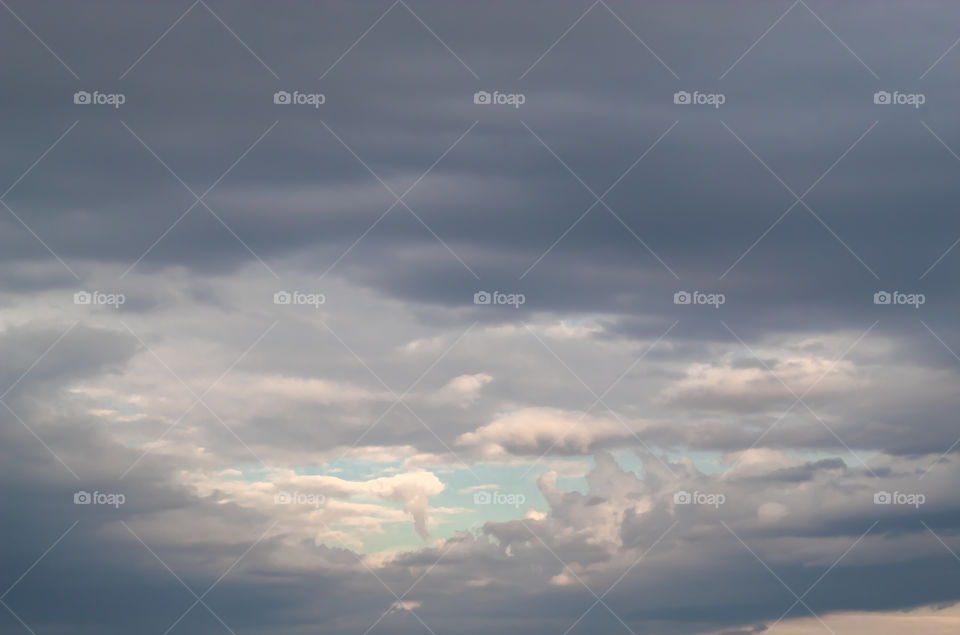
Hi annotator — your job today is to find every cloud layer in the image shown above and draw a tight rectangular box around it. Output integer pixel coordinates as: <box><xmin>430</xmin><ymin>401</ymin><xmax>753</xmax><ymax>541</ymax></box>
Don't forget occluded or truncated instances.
<box><xmin>2</xmin><ymin>1</ymin><xmax>960</xmax><ymax>633</ymax></box>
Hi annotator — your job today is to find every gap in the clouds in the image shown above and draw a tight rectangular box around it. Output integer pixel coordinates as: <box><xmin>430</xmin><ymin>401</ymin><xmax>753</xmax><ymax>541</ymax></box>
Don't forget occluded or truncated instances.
<box><xmin>426</xmin><ymin>460</ymin><xmax>593</xmax><ymax>551</ymax></box>
<box><xmin>289</xmin><ymin>459</ymin><xmax>596</xmax><ymax>552</ymax></box>
<box><xmin>215</xmin><ymin>447</ymin><xmax>880</xmax><ymax>556</ymax></box>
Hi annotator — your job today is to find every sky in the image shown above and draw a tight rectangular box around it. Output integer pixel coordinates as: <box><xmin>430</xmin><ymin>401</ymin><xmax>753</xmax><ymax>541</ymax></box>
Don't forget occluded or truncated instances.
<box><xmin>2</xmin><ymin>1</ymin><xmax>960</xmax><ymax>633</ymax></box>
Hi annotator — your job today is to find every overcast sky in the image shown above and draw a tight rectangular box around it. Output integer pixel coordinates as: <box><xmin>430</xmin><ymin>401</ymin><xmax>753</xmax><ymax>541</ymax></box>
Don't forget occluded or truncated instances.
<box><xmin>2</xmin><ymin>1</ymin><xmax>960</xmax><ymax>633</ymax></box>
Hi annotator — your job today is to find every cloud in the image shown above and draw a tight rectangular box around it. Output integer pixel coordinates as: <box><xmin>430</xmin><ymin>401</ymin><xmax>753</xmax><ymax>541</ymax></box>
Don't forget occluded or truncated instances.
<box><xmin>751</xmin><ymin>607</ymin><xmax>960</xmax><ymax>635</ymax></box>
<box><xmin>457</xmin><ymin>407</ymin><xmax>636</xmax><ymax>456</ymax></box>
<box><xmin>658</xmin><ymin>355</ymin><xmax>862</xmax><ymax>413</ymax></box>
<box><xmin>3</xmin><ymin>1</ymin><xmax>960</xmax><ymax>632</ymax></box>
<box><xmin>184</xmin><ymin>467</ymin><xmax>445</xmax><ymax>541</ymax></box>
<box><xmin>389</xmin><ymin>600</ymin><xmax>422</xmax><ymax>613</ymax></box>
<box><xmin>428</xmin><ymin>372</ymin><xmax>492</xmax><ymax>407</ymax></box>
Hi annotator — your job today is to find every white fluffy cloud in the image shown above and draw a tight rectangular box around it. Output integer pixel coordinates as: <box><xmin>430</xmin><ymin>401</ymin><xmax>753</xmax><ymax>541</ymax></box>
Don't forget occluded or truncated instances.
<box><xmin>428</xmin><ymin>372</ymin><xmax>493</xmax><ymax>407</ymax></box>
<box><xmin>183</xmin><ymin>467</ymin><xmax>445</xmax><ymax>543</ymax></box>
<box><xmin>456</xmin><ymin>407</ymin><xmax>636</xmax><ymax>456</ymax></box>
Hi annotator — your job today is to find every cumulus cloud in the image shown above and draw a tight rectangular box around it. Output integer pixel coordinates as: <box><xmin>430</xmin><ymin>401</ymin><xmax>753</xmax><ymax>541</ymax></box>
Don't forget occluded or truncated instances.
<box><xmin>184</xmin><ymin>467</ymin><xmax>445</xmax><ymax>541</ymax></box>
<box><xmin>457</xmin><ymin>407</ymin><xmax>637</xmax><ymax>456</ymax></box>
<box><xmin>428</xmin><ymin>372</ymin><xmax>493</xmax><ymax>407</ymax></box>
